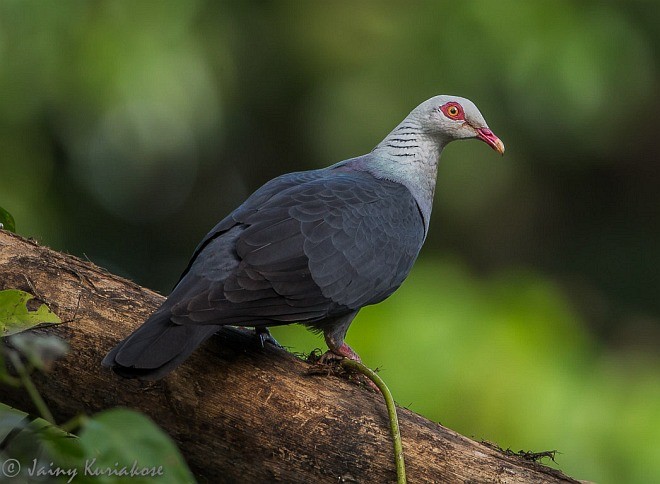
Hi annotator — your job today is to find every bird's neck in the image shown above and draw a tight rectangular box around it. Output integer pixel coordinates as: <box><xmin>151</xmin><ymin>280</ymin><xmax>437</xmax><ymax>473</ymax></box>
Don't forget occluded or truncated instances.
<box><xmin>367</xmin><ymin>120</ymin><xmax>446</xmax><ymax>232</ymax></box>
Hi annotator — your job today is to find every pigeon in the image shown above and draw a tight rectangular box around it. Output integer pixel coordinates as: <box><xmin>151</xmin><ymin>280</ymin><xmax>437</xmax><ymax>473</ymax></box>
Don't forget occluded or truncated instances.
<box><xmin>103</xmin><ymin>95</ymin><xmax>504</xmax><ymax>379</ymax></box>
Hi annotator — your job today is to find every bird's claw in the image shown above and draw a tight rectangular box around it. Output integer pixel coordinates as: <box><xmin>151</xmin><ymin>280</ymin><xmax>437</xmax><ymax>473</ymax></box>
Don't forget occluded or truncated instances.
<box><xmin>316</xmin><ymin>350</ymin><xmax>344</xmax><ymax>365</ymax></box>
<box><xmin>255</xmin><ymin>327</ymin><xmax>282</xmax><ymax>349</ymax></box>
<box><xmin>313</xmin><ymin>349</ymin><xmax>379</xmax><ymax>393</ymax></box>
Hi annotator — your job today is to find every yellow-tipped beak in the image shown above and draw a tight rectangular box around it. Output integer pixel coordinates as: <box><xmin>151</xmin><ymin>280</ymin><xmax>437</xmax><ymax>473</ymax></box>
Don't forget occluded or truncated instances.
<box><xmin>476</xmin><ymin>127</ymin><xmax>505</xmax><ymax>155</ymax></box>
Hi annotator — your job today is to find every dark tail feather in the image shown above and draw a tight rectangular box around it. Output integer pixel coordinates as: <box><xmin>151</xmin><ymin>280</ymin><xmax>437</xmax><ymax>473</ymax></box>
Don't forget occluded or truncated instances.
<box><xmin>102</xmin><ymin>308</ymin><xmax>222</xmax><ymax>380</ymax></box>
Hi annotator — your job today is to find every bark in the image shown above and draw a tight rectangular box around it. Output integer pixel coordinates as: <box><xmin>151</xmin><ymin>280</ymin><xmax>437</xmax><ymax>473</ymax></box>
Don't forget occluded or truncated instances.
<box><xmin>0</xmin><ymin>230</ymin><xmax>580</xmax><ymax>483</ymax></box>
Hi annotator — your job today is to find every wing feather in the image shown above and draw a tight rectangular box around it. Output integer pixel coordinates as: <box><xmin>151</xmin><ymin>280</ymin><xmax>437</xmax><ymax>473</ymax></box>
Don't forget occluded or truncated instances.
<box><xmin>170</xmin><ymin>169</ymin><xmax>425</xmax><ymax>326</ymax></box>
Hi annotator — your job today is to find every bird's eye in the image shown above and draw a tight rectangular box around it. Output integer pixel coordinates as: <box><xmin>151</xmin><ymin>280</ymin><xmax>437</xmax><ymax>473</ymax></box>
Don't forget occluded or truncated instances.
<box><xmin>440</xmin><ymin>102</ymin><xmax>464</xmax><ymax>120</ymax></box>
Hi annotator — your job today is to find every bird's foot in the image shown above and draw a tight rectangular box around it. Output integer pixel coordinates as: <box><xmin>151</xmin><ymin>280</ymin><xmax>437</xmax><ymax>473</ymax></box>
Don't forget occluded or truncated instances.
<box><xmin>330</xmin><ymin>342</ymin><xmax>361</xmax><ymax>362</ymax></box>
<box><xmin>234</xmin><ymin>326</ymin><xmax>282</xmax><ymax>348</ymax></box>
<box><xmin>316</xmin><ymin>342</ymin><xmax>361</xmax><ymax>366</ymax></box>
<box><xmin>254</xmin><ymin>326</ymin><xmax>282</xmax><ymax>349</ymax></box>
<box><xmin>312</xmin><ymin>344</ymin><xmax>378</xmax><ymax>392</ymax></box>
<box><xmin>316</xmin><ymin>350</ymin><xmax>343</xmax><ymax>366</ymax></box>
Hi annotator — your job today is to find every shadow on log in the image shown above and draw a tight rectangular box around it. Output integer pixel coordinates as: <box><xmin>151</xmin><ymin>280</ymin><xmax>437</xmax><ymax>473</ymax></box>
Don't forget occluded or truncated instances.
<box><xmin>0</xmin><ymin>231</ymin><xmax>580</xmax><ymax>483</ymax></box>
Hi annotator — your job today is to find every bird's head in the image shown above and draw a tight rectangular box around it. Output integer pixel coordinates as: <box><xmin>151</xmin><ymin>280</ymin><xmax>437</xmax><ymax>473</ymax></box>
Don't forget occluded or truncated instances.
<box><xmin>414</xmin><ymin>95</ymin><xmax>505</xmax><ymax>155</ymax></box>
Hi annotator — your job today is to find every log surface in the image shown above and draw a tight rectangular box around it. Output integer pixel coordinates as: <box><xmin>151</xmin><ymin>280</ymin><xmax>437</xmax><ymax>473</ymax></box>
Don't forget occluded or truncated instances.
<box><xmin>0</xmin><ymin>230</ymin><xmax>579</xmax><ymax>483</ymax></box>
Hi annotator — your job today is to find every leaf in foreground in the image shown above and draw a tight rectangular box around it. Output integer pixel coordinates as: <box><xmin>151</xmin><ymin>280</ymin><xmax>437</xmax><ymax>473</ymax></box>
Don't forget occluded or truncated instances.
<box><xmin>0</xmin><ymin>403</ymin><xmax>84</xmax><ymax>476</ymax></box>
<box><xmin>78</xmin><ymin>408</ymin><xmax>196</xmax><ymax>484</ymax></box>
<box><xmin>0</xmin><ymin>405</ymin><xmax>195</xmax><ymax>484</ymax></box>
<box><xmin>0</xmin><ymin>206</ymin><xmax>15</xmax><ymax>232</ymax></box>
<box><xmin>0</xmin><ymin>289</ymin><xmax>62</xmax><ymax>337</ymax></box>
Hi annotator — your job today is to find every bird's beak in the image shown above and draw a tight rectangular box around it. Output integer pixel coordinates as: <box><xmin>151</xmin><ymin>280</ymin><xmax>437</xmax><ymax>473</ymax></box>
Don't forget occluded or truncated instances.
<box><xmin>476</xmin><ymin>127</ymin><xmax>505</xmax><ymax>155</ymax></box>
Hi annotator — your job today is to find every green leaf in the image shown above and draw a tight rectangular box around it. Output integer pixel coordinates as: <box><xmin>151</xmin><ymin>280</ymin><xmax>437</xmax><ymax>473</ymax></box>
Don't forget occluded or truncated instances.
<box><xmin>0</xmin><ymin>403</ymin><xmax>84</xmax><ymax>479</ymax></box>
<box><xmin>0</xmin><ymin>290</ymin><xmax>62</xmax><ymax>337</ymax></box>
<box><xmin>0</xmin><ymin>405</ymin><xmax>195</xmax><ymax>483</ymax></box>
<box><xmin>0</xmin><ymin>206</ymin><xmax>16</xmax><ymax>232</ymax></box>
<box><xmin>0</xmin><ymin>404</ymin><xmax>195</xmax><ymax>483</ymax></box>
<box><xmin>0</xmin><ymin>403</ymin><xmax>28</xmax><ymax>442</ymax></box>
<box><xmin>78</xmin><ymin>408</ymin><xmax>196</xmax><ymax>484</ymax></box>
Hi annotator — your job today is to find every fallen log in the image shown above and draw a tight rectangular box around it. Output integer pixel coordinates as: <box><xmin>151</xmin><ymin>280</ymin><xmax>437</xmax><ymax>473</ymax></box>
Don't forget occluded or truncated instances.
<box><xmin>0</xmin><ymin>230</ymin><xmax>579</xmax><ymax>483</ymax></box>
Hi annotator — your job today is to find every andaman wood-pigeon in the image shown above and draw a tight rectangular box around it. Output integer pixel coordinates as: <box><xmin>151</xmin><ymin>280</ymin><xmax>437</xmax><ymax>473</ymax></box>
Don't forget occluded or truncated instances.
<box><xmin>103</xmin><ymin>95</ymin><xmax>504</xmax><ymax>379</ymax></box>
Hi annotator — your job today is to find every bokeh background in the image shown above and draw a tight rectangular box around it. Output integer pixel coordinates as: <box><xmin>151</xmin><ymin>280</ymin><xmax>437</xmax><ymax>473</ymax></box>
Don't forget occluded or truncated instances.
<box><xmin>1</xmin><ymin>1</ymin><xmax>659</xmax><ymax>482</ymax></box>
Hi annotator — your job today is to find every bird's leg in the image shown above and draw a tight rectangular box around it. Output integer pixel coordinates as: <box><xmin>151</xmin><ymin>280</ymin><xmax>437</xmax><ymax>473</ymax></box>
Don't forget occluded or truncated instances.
<box><xmin>328</xmin><ymin>341</ymin><xmax>362</xmax><ymax>362</ymax></box>
<box><xmin>254</xmin><ymin>326</ymin><xmax>282</xmax><ymax>348</ymax></box>
<box><xmin>321</xmin><ymin>333</ymin><xmax>381</xmax><ymax>392</ymax></box>
<box><xmin>322</xmin><ymin>311</ymin><xmax>362</xmax><ymax>362</ymax></box>
<box><xmin>322</xmin><ymin>312</ymin><xmax>361</xmax><ymax>361</ymax></box>
<box><xmin>317</xmin><ymin>339</ymin><xmax>362</xmax><ymax>365</ymax></box>
<box><xmin>318</xmin><ymin>313</ymin><xmax>378</xmax><ymax>391</ymax></box>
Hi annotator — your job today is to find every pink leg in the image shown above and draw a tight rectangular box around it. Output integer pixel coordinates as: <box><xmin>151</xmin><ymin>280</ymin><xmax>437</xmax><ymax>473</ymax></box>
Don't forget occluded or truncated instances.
<box><xmin>331</xmin><ymin>342</ymin><xmax>362</xmax><ymax>362</ymax></box>
<box><xmin>324</xmin><ymin>328</ymin><xmax>362</xmax><ymax>362</ymax></box>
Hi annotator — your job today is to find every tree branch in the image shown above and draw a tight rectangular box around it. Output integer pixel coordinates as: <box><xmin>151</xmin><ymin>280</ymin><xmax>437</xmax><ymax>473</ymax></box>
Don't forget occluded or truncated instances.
<box><xmin>0</xmin><ymin>231</ymin><xmax>579</xmax><ymax>483</ymax></box>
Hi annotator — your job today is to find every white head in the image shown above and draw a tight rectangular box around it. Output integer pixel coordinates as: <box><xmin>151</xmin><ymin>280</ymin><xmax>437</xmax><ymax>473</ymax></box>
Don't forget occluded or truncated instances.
<box><xmin>409</xmin><ymin>95</ymin><xmax>505</xmax><ymax>154</ymax></box>
<box><xmin>363</xmin><ymin>95</ymin><xmax>504</xmax><ymax>231</ymax></box>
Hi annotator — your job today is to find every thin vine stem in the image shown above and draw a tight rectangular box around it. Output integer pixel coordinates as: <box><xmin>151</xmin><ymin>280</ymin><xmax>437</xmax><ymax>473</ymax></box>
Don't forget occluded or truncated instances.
<box><xmin>8</xmin><ymin>351</ymin><xmax>56</xmax><ymax>425</ymax></box>
<box><xmin>341</xmin><ymin>358</ymin><xmax>406</xmax><ymax>484</ymax></box>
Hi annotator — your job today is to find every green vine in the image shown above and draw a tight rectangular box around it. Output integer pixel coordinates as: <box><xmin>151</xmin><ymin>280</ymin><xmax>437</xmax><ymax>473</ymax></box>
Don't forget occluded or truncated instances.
<box><xmin>341</xmin><ymin>358</ymin><xmax>406</xmax><ymax>484</ymax></box>
<box><xmin>6</xmin><ymin>350</ymin><xmax>56</xmax><ymax>424</ymax></box>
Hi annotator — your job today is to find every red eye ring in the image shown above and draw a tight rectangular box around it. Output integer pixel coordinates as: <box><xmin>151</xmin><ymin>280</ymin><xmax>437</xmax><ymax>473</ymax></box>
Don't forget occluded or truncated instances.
<box><xmin>440</xmin><ymin>102</ymin><xmax>465</xmax><ymax>120</ymax></box>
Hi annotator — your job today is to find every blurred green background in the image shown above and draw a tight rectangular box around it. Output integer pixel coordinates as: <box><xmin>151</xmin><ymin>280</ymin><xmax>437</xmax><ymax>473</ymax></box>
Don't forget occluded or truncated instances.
<box><xmin>1</xmin><ymin>1</ymin><xmax>658</xmax><ymax>482</ymax></box>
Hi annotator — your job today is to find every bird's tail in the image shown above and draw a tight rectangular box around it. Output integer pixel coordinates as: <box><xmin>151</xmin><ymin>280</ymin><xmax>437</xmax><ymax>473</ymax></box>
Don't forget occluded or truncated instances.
<box><xmin>102</xmin><ymin>307</ymin><xmax>221</xmax><ymax>380</ymax></box>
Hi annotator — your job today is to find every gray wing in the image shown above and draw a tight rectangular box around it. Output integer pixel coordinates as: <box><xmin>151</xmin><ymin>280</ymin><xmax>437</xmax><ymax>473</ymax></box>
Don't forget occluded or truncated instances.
<box><xmin>176</xmin><ymin>169</ymin><xmax>328</xmax><ymax>284</ymax></box>
<box><xmin>169</xmin><ymin>169</ymin><xmax>425</xmax><ymax>326</ymax></box>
